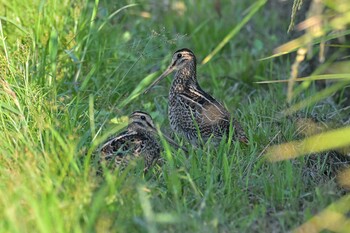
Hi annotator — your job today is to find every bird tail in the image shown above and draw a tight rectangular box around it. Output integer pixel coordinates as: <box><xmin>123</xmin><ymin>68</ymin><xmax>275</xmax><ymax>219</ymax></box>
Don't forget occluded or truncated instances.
<box><xmin>232</xmin><ymin>119</ymin><xmax>249</xmax><ymax>144</ymax></box>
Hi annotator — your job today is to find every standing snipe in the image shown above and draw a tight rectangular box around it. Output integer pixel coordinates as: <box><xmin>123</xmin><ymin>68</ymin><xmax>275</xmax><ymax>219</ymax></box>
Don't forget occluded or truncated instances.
<box><xmin>144</xmin><ymin>48</ymin><xmax>248</xmax><ymax>145</ymax></box>
<box><xmin>99</xmin><ymin>111</ymin><xmax>183</xmax><ymax>173</ymax></box>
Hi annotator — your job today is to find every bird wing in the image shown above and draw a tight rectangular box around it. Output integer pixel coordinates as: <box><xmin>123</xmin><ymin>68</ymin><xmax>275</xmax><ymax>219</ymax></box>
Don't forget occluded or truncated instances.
<box><xmin>100</xmin><ymin>130</ymin><xmax>138</xmax><ymax>160</ymax></box>
<box><xmin>179</xmin><ymin>85</ymin><xmax>230</xmax><ymax>124</ymax></box>
<box><xmin>178</xmin><ymin>85</ymin><xmax>248</xmax><ymax>143</ymax></box>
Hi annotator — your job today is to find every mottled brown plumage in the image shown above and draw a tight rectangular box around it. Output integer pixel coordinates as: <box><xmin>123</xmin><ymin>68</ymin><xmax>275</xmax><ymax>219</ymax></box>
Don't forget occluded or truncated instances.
<box><xmin>100</xmin><ymin>111</ymin><xmax>183</xmax><ymax>173</ymax></box>
<box><xmin>144</xmin><ymin>48</ymin><xmax>248</xmax><ymax>145</ymax></box>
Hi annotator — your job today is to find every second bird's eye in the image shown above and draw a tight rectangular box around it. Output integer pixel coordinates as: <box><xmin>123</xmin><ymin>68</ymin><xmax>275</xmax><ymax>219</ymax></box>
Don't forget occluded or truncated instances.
<box><xmin>141</xmin><ymin>115</ymin><xmax>146</xmax><ymax>120</ymax></box>
<box><xmin>177</xmin><ymin>53</ymin><xmax>182</xmax><ymax>59</ymax></box>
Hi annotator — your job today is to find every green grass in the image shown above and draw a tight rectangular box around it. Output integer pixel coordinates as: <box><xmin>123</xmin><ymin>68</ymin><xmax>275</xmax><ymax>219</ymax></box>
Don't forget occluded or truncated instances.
<box><xmin>0</xmin><ymin>0</ymin><xmax>349</xmax><ymax>232</ymax></box>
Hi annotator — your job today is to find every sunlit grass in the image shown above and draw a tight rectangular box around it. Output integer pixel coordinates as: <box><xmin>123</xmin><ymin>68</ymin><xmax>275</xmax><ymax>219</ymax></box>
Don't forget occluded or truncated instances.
<box><xmin>294</xmin><ymin>194</ymin><xmax>350</xmax><ymax>233</ymax></box>
<box><xmin>261</xmin><ymin>0</ymin><xmax>350</xmax><ymax>232</ymax></box>
<box><xmin>265</xmin><ymin>126</ymin><xmax>350</xmax><ymax>161</ymax></box>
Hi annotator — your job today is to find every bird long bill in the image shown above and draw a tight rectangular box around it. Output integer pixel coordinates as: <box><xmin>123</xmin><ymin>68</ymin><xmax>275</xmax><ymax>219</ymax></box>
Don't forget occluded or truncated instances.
<box><xmin>150</xmin><ymin>127</ymin><xmax>188</xmax><ymax>153</ymax></box>
<box><xmin>160</xmin><ymin>131</ymin><xmax>188</xmax><ymax>153</ymax></box>
<box><xmin>143</xmin><ymin>65</ymin><xmax>175</xmax><ymax>94</ymax></box>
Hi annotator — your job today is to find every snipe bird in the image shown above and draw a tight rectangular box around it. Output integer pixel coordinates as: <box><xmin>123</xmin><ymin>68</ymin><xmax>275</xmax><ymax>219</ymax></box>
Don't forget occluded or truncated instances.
<box><xmin>100</xmin><ymin>111</ymin><xmax>183</xmax><ymax>173</ymax></box>
<box><xmin>144</xmin><ymin>48</ymin><xmax>248</xmax><ymax>145</ymax></box>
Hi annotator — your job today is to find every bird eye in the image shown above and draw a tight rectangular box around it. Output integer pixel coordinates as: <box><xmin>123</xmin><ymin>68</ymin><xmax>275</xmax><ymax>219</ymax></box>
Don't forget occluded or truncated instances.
<box><xmin>140</xmin><ymin>115</ymin><xmax>146</xmax><ymax>120</ymax></box>
<box><xmin>177</xmin><ymin>53</ymin><xmax>182</xmax><ymax>59</ymax></box>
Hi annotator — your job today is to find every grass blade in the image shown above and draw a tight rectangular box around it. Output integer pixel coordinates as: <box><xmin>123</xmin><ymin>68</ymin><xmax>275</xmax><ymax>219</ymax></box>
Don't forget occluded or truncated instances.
<box><xmin>265</xmin><ymin>126</ymin><xmax>350</xmax><ymax>162</ymax></box>
<box><xmin>201</xmin><ymin>0</ymin><xmax>267</xmax><ymax>65</ymax></box>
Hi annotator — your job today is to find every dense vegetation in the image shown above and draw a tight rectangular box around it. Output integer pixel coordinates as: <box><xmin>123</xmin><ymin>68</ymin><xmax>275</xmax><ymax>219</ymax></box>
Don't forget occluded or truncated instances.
<box><xmin>0</xmin><ymin>0</ymin><xmax>349</xmax><ymax>232</ymax></box>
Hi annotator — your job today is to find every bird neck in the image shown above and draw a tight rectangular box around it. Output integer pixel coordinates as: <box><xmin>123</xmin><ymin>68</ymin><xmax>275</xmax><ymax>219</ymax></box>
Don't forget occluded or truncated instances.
<box><xmin>128</xmin><ymin>123</ymin><xmax>145</xmax><ymax>133</ymax></box>
<box><xmin>172</xmin><ymin>62</ymin><xmax>197</xmax><ymax>90</ymax></box>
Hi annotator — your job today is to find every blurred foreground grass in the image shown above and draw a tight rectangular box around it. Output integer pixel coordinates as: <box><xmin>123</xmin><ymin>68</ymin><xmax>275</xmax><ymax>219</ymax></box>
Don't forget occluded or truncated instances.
<box><xmin>264</xmin><ymin>0</ymin><xmax>350</xmax><ymax>232</ymax></box>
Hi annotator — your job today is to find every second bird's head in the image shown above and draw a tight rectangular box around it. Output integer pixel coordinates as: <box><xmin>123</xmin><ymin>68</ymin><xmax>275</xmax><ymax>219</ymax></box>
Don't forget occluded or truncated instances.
<box><xmin>128</xmin><ymin>111</ymin><xmax>188</xmax><ymax>153</ymax></box>
<box><xmin>129</xmin><ymin>111</ymin><xmax>156</xmax><ymax>131</ymax></box>
<box><xmin>143</xmin><ymin>48</ymin><xmax>196</xmax><ymax>94</ymax></box>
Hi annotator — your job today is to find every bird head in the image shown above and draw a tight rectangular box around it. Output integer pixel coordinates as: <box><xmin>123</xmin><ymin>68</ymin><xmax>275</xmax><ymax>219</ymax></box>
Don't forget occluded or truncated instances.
<box><xmin>129</xmin><ymin>111</ymin><xmax>156</xmax><ymax>131</ymax></box>
<box><xmin>129</xmin><ymin>111</ymin><xmax>188</xmax><ymax>153</ymax></box>
<box><xmin>143</xmin><ymin>48</ymin><xmax>196</xmax><ymax>94</ymax></box>
<box><xmin>170</xmin><ymin>48</ymin><xmax>196</xmax><ymax>70</ymax></box>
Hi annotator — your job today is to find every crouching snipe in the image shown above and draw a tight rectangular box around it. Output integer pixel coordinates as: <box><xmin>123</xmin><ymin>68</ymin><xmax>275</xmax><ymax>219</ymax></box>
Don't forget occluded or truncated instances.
<box><xmin>99</xmin><ymin>111</ymin><xmax>184</xmax><ymax>173</ymax></box>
